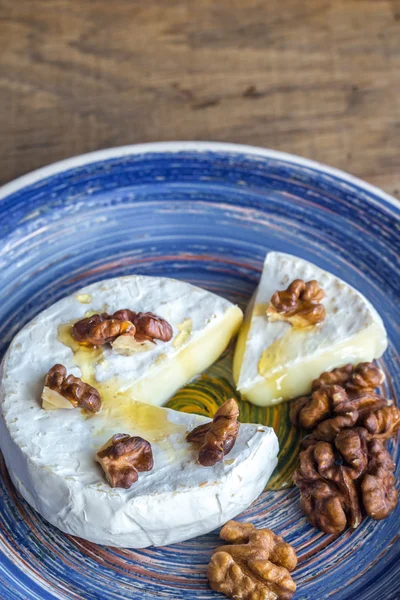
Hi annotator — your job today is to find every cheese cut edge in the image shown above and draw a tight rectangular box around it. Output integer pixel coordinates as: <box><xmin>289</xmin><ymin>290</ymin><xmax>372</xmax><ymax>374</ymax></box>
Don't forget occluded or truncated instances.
<box><xmin>234</xmin><ymin>252</ymin><xmax>387</xmax><ymax>406</ymax></box>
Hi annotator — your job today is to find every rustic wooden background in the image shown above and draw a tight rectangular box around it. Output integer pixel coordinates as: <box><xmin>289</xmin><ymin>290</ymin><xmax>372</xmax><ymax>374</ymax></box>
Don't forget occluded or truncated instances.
<box><xmin>1</xmin><ymin>0</ymin><xmax>399</xmax><ymax>196</ymax></box>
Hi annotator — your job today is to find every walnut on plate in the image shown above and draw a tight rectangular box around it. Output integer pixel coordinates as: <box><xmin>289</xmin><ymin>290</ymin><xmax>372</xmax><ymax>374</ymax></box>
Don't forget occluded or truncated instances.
<box><xmin>207</xmin><ymin>520</ymin><xmax>297</xmax><ymax>600</ymax></box>
<box><xmin>292</xmin><ymin>362</ymin><xmax>398</xmax><ymax>533</ymax></box>
<box><xmin>361</xmin><ymin>438</ymin><xmax>398</xmax><ymax>520</ymax></box>
<box><xmin>132</xmin><ymin>311</ymin><xmax>173</xmax><ymax>343</ymax></box>
<box><xmin>266</xmin><ymin>279</ymin><xmax>325</xmax><ymax>328</ymax></box>
<box><xmin>305</xmin><ymin>393</ymin><xmax>397</xmax><ymax>445</ymax></box>
<box><xmin>290</xmin><ymin>363</ymin><xmax>399</xmax><ymax>444</ymax></box>
<box><xmin>186</xmin><ymin>398</ymin><xmax>240</xmax><ymax>466</ymax></box>
<box><xmin>311</xmin><ymin>362</ymin><xmax>384</xmax><ymax>394</ymax></box>
<box><xmin>293</xmin><ymin>431</ymin><xmax>367</xmax><ymax>534</ymax></box>
<box><xmin>290</xmin><ymin>385</ymin><xmax>347</xmax><ymax>430</ymax></box>
<box><xmin>311</xmin><ymin>364</ymin><xmax>354</xmax><ymax>391</ymax></box>
<box><xmin>96</xmin><ymin>433</ymin><xmax>154</xmax><ymax>488</ymax></box>
<box><xmin>41</xmin><ymin>363</ymin><xmax>101</xmax><ymax>412</ymax></box>
<box><xmin>294</xmin><ymin>428</ymin><xmax>398</xmax><ymax>533</ymax></box>
<box><xmin>362</xmin><ymin>406</ymin><xmax>400</xmax><ymax>443</ymax></box>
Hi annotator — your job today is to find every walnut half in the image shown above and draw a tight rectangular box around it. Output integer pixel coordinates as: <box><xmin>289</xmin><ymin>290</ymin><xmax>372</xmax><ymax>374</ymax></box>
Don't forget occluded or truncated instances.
<box><xmin>312</xmin><ymin>362</ymin><xmax>384</xmax><ymax>395</ymax></box>
<box><xmin>41</xmin><ymin>364</ymin><xmax>101</xmax><ymax>413</ymax></box>
<box><xmin>72</xmin><ymin>312</ymin><xmax>136</xmax><ymax>346</ymax></box>
<box><xmin>207</xmin><ymin>520</ymin><xmax>297</xmax><ymax>600</ymax></box>
<box><xmin>267</xmin><ymin>279</ymin><xmax>325</xmax><ymax>328</ymax></box>
<box><xmin>294</xmin><ymin>427</ymin><xmax>398</xmax><ymax>533</ymax></box>
<box><xmin>290</xmin><ymin>363</ymin><xmax>399</xmax><ymax>444</ymax></box>
<box><xmin>361</xmin><ymin>438</ymin><xmax>398</xmax><ymax>520</ymax></box>
<box><xmin>96</xmin><ymin>434</ymin><xmax>154</xmax><ymax>488</ymax></box>
<box><xmin>293</xmin><ymin>433</ymin><xmax>365</xmax><ymax>534</ymax></box>
<box><xmin>186</xmin><ymin>398</ymin><xmax>240</xmax><ymax>466</ymax></box>
<box><xmin>72</xmin><ymin>309</ymin><xmax>173</xmax><ymax>346</ymax></box>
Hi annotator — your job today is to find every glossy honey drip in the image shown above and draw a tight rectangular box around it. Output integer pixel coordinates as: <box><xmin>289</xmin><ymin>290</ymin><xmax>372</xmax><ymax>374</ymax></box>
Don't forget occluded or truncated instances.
<box><xmin>258</xmin><ymin>326</ymin><xmax>313</xmax><ymax>378</ymax></box>
<box><xmin>57</xmin><ymin>321</ymin><xmax>185</xmax><ymax>443</ymax></box>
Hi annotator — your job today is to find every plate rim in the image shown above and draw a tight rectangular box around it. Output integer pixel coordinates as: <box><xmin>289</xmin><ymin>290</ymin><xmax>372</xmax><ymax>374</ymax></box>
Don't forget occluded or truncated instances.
<box><xmin>0</xmin><ymin>141</ymin><xmax>399</xmax><ymax>216</ymax></box>
<box><xmin>0</xmin><ymin>141</ymin><xmax>398</xmax><ymax>600</ymax></box>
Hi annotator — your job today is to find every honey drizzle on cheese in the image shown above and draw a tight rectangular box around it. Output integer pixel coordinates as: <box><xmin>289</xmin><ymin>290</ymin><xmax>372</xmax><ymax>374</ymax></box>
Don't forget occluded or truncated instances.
<box><xmin>57</xmin><ymin>321</ymin><xmax>186</xmax><ymax>444</ymax></box>
<box><xmin>258</xmin><ymin>327</ymin><xmax>312</xmax><ymax>378</ymax></box>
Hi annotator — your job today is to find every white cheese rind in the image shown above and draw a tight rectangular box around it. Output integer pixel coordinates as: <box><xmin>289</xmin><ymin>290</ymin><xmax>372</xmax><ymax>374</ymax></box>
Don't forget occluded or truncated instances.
<box><xmin>0</xmin><ymin>275</ymin><xmax>279</xmax><ymax>547</ymax></box>
<box><xmin>234</xmin><ymin>252</ymin><xmax>387</xmax><ymax>406</ymax></box>
<box><xmin>0</xmin><ymin>403</ymin><xmax>278</xmax><ymax>546</ymax></box>
<box><xmin>4</xmin><ymin>275</ymin><xmax>242</xmax><ymax>408</ymax></box>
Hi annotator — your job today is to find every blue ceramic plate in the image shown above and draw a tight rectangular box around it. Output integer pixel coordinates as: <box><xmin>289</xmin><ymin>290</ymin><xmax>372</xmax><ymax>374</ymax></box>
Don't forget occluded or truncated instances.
<box><xmin>0</xmin><ymin>142</ymin><xmax>398</xmax><ymax>600</ymax></box>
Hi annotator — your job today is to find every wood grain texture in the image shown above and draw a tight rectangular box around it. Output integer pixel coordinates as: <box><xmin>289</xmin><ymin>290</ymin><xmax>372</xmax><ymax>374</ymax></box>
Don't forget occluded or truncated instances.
<box><xmin>0</xmin><ymin>0</ymin><xmax>399</xmax><ymax>196</ymax></box>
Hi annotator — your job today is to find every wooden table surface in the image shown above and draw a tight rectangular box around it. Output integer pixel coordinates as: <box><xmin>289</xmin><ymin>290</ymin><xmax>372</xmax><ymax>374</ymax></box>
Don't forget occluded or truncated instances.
<box><xmin>1</xmin><ymin>0</ymin><xmax>399</xmax><ymax>197</ymax></box>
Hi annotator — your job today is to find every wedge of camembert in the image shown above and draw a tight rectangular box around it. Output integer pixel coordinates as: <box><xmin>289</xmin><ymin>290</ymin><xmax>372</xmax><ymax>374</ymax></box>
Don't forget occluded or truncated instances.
<box><xmin>233</xmin><ymin>252</ymin><xmax>387</xmax><ymax>407</ymax></box>
<box><xmin>28</xmin><ymin>274</ymin><xmax>243</xmax><ymax>408</ymax></box>
<box><xmin>0</xmin><ymin>275</ymin><xmax>279</xmax><ymax>547</ymax></box>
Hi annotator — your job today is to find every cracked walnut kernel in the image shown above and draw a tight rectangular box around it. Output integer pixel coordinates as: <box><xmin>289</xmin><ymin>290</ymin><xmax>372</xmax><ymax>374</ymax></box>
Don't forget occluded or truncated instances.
<box><xmin>96</xmin><ymin>433</ymin><xmax>154</xmax><ymax>489</ymax></box>
<box><xmin>293</xmin><ymin>434</ymin><xmax>365</xmax><ymax>534</ymax></box>
<box><xmin>292</xmin><ymin>386</ymin><xmax>399</xmax><ymax>445</ymax></box>
<box><xmin>133</xmin><ymin>311</ymin><xmax>173</xmax><ymax>343</ymax></box>
<box><xmin>361</xmin><ymin>438</ymin><xmax>398</xmax><ymax>520</ymax></box>
<box><xmin>207</xmin><ymin>520</ymin><xmax>297</xmax><ymax>600</ymax></box>
<box><xmin>72</xmin><ymin>309</ymin><xmax>173</xmax><ymax>346</ymax></box>
<box><xmin>290</xmin><ymin>385</ymin><xmax>347</xmax><ymax>430</ymax></box>
<box><xmin>72</xmin><ymin>312</ymin><xmax>135</xmax><ymax>346</ymax></box>
<box><xmin>186</xmin><ymin>398</ymin><xmax>240</xmax><ymax>467</ymax></box>
<box><xmin>312</xmin><ymin>362</ymin><xmax>384</xmax><ymax>395</ymax></box>
<box><xmin>291</xmin><ymin>362</ymin><xmax>398</xmax><ymax>533</ymax></box>
<box><xmin>266</xmin><ymin>279</ymin><xmax>325</xmax><ymax>327</ymax></box>
<box><xmin>290</xmin><ymin>363</ymin><xmax>398</xmax><ymax>443</ymax></box>
<box><xmin>42</xmin><ymin>364</ymin><xmax>101</xmax><ymax>413</ymax></box>
<box><xmin>294</xmin><ymin>428</ymin><xmax>398</xmax><ymax>533</ymax></box>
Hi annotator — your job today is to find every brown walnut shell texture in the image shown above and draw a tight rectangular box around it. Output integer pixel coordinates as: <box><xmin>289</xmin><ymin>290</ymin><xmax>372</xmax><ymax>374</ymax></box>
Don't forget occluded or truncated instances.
<box><xmin>267</xmin><ymin>278</ymin><xmax>326</xmax><ymax>327</ymax></box>
<box><xmin>186</xmin><ymin>398</ymin><xmax>240</xmax><ymax>466</ymax></box>
<box><xmin>96</xmin><ymin>433</ymin><xmax>154</xmax><ymax>489</ymax></box>
<box><xmin>207</xmin><ymin>520</ymin><xmax>297</xmax><ymax>600</ymax></box>
<box><xmin>44</xmin><ymin>363</ymin><xmax>101</xmax><ymax>412</ymax></box>
<box><xmin>72</xmin><ymin>309</ymin><xmax>173</xmax><ymax>346</ymax></box>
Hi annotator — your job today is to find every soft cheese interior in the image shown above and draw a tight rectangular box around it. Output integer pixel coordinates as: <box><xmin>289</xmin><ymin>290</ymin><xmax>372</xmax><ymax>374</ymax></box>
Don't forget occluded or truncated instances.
<box><xmin>45</xmin><ymin>275</ymin><xmax>243</xmax><ymax>407</ymax></box>
<box><xmin>233</xmin><ymin>252</ymin><xmax>387</xmax><ymax>406</ymax></box>
<box><xmin>0</xmin><ymin>275</ymin><xmax>279</xmax><ymax>547</ymax></box>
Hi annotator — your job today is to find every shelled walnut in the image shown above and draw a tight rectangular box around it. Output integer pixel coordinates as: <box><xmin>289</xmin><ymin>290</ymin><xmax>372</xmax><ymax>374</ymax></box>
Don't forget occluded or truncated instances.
<box><xmin>361</xmin><ymin>438</ymin><xmax>398</xmax><ymax>520</ymax></box>
<box><xmin>362</xmin><ymin>406</ymin><xmax>400</xmax><ymax>442</ymax></box>
<box><xmin>72</xmin><ymin>312</ymin><xmax>135</xmax><ymax>346</ymax></box>
<box><xmin>295</xmin><ymin>431</ymin><xmax>398</xmax><ymax>534</ymax></box>
<box><xmin>307</xmin><ymin>403</ymin><xmax>400</xmax><ymax>445</ymax></box>
<box><xmin>132</xmin><ymin>311</ymin><xmax>173</xmax><ymax>343</ymax></box>
<box><xmin>186</xmin><ymin>398</ymin><xmax>240</xmax><ymax>466</ymax></box>
<box><xmin>266</xmin><ymin>279</ymin><xmax>325</xmax><ymax>327</ymax></box>
<box><xmin>72</xmin><ymin>309</ymin><xmax>173</xmax><ymax>346</ymax></box>
<box><xmin>311</xmin><ymin>362</ymin><xmax>384</xmax><ymax>394</ymax></box>
<box><xmin>292</xmin><ymin>362</ymin><xmax>399</xmax><ymax>533</ymax></box>
<box><xmin>294</xmin><ymin>430</ymin><xmax>367</xmax><ymax>534</ymax></box>
<box><xmin>96</xmin><ymin>433</ymin><xmax>154</xmax><ymax>488</ymax></box>
<box><xmin>290</xmin><ymin>385</ymin><xmax>347</xmax><ymax>430</ymax></box>
<box><xmin>186</xmin><ymin>399</ymin><xmax>240</xmax><ymax>466</ymax></box>
<box><xmin>41</xmin><ymin>364</ymin><xmax>101</xmax><ymax>412</ymax></box>
<box><xmin>290</xmin><ymin>363</ymin><xmax>399</xmax><ymax>444</ymax></box>
<box><xmin>207</xmin><ymin>520</ymin><xmax>297</xmax><ymax>600</ymax></box>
